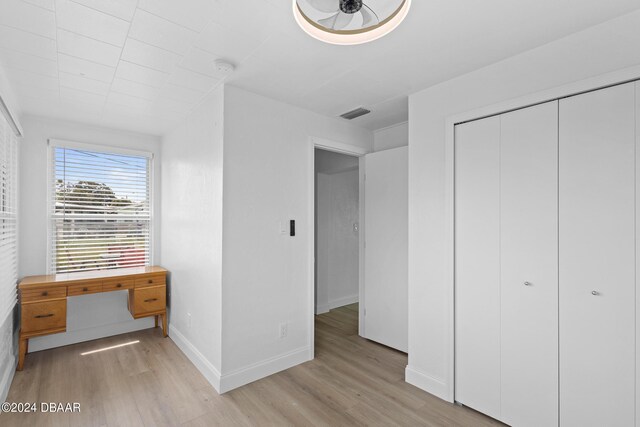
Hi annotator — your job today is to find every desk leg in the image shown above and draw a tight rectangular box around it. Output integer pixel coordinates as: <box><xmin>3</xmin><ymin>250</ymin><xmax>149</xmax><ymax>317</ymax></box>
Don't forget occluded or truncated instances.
<box><xmin>154</xmin><ymin>315</ymin><xmax>159</xmax><ymax>328</ymax></box>
<box><xmin>162</xmin><ymin>312</ymin><xmax>168</xmax><ymax>337</ymax></box>
<box><xmin>17</xmin><ymin>337</ymin><xmax>27</xmax><ymax>371</ymax></box>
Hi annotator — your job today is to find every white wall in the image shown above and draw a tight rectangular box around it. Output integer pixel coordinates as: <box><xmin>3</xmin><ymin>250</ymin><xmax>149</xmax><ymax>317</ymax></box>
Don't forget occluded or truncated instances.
<box><xmin>18</xmin><ymin>115</ymin><xmax>162</xmax><ymax>352</ymax></box>
<box><xmin>161</xmin><ymin>87</ymin><xmax>224</xmax><ymax>389</ymax></box>
<box><xmin>407</xmin><ymin>9</ymin><xmax>640</xmax><ymax>401</ymax></box>
<box><xmin>315</xmin><ymin>168</ymin><xmax>359</xmax><ymax>314</ymax></box>
<box><xmin>0</xmin><ymin>61</ymin><xmax>21</xmax><ymax>403</ymax></box>
<box><xmin>373</xmin><ymin>122</ymin><xmax>408</xmax><ymax>152</ymax></box>
<box><xmin>327</xmin><ymin>169</ymin><xmax>359</xmax><ymax>308</ymax></box>
<box><xmin>220</xmin><ymin>85</ymin><xmax>372</xmax><ymax>391</ymax></box>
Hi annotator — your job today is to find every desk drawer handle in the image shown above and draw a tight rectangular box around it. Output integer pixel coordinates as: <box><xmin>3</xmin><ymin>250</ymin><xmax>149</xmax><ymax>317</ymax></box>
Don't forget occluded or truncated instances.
<box><xmin>35</xmin><ymin>313</ymin><xmax>54</xmax><ymax>319</ymax></box>
<box><xmin>82</xmin><ymin>287</ymin><xmax>89</xmax><ymax>292</ymax></box>
<box><xmin>41</xmin><ymin>291</ymin><xmax>48</xmax><ymax>296</ymax></box>
<box><xmin>147</xmin><ymin>279</ymin><xmax>153</xmax><ymax>284</ymax></box>
<box><xmin>116</xmin><ymin>283</ymin><xmax>122</xmax><ymax>288</ymax></box>
<box><xmin>144</xmin><ymin>298</ymin><xmax>158</xmax><ymax>303</ymax></box>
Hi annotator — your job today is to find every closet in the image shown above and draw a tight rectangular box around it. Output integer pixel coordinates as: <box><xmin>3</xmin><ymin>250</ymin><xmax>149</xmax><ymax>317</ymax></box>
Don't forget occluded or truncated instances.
<box><xmin>454</xmin><ymin>82</ymin><xmax>639</xmax><ymax>426</ymax></box>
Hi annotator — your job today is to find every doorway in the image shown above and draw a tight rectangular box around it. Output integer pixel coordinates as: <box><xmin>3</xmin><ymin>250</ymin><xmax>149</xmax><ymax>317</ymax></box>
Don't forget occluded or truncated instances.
<box><xmin>308</xmin><ymin>140</ymin><xmax>408</xmax><ymax>359</ymax></box>
<box><xmin>314</xmin><ymin>148</ymin><xmax>361</xmax><ymax>326</ymax></box>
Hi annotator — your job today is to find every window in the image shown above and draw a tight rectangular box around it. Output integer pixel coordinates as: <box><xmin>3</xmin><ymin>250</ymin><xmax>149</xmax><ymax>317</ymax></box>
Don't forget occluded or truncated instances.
<box><xmin>0</xmin><ymin>109</ymin><xmax>18</xmax><ymax>324</ymax></box>
<box><xmin>49</xmin><ymin>141</ymin><xmax>152</xmax><ymax>274</ymax></box>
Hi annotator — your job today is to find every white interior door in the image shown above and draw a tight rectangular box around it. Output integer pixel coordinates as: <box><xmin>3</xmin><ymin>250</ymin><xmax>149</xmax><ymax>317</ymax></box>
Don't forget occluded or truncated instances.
<box><xmin>559</xmin><ymin>83</ymin><xmax>636</xmax><ymax>427</ymax></box>
<box><xmin>363</xmin><ymin>146</ymin><xmax>408</xmax><ymax>352</ymax></box>
<box><xmin>500</xmin><ymin>101</ymin><xmax>558</xmax><ymax>427</ymax></box>
<box><xmin>454</xmin><ymin>116</ymin><xmax>501</xmax><ymax>419</ymax></box>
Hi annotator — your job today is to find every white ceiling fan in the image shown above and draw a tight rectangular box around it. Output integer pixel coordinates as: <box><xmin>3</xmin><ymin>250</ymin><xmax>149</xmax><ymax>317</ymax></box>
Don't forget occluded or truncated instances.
<box><xmin>310</xmin><ymin>0</ymin><xmax>380</xmax><ymax>30</ymax></box>
<box><xmin>294</xmin><ymin>0</ymin><xmax>410</xmax><ymax>45</ymax></box>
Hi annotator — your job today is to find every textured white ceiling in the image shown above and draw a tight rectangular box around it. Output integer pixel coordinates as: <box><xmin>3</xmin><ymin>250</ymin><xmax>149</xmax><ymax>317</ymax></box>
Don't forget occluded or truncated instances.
<box><xmin>1</xmin><ymin>0</ymin><xmax>640</xmax><ymax>136</ymax></box>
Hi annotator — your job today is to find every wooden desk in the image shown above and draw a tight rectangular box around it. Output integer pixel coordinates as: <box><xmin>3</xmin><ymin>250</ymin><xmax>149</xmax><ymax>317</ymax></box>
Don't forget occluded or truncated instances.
<box><xmin>17</xmin><ymin>266</ymin><xmax>168</xmax><ymax>371</ymax></box>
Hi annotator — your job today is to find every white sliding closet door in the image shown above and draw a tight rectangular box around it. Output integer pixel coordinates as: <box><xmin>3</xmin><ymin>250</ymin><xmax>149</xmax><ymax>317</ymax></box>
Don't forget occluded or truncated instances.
<box><xmin>500</xmin><ymin>101</ymin><xmax>558</xmax><ymax>427</ymax></box>
<box><xmin>454</xmin><ymin>116</ymin><xmax>501</xmax><ymax>419</ymax></box>
<box><xmin>559</xmin><ymin>83</ymin><xmax>636</xmax><ymax>426</ymax></box>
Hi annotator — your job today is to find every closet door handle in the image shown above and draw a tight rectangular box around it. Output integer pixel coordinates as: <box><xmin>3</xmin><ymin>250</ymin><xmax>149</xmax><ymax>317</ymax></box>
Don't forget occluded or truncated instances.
<box><xmin>591</xmin><ymin>290</ymin><xmax>599</xmax><ymax>296</ymax></box>
<box><xmin>524</xmin><ymin>281</ymin><xmax>532</xmax><ymax>286</ymax></box>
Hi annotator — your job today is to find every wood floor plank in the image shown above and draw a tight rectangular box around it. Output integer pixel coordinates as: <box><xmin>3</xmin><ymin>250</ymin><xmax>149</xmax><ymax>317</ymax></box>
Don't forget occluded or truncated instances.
<box><xmin>225</xmin><ymin>384</ymin><xmax>294</xmax><ymax>426</ymax></box>
<box><xmin>2</xmin><ymin>303</ymin><xmax>503</xmax><ymax>426</ymax></box>
<box><xmin>188</xmin><ymin>386</ymin><xmax>253</xmax><ymax>427</ymax></box>
<box><xmin>264</xmin><ymin>371</ymin><xmax>363</xmax><ymax>426</ymax></box>
<box><xmin>100</xmin><ymin>393</ymin><xmax>145</xmax><ymax>427</ymax></box>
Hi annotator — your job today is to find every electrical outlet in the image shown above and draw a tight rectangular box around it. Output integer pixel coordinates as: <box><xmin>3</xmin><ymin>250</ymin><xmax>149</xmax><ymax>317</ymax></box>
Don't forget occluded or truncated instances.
<box><xmin>279</xmin><ymin>322</ymin><xmax>288</xmax><ymax>339</ymax></box>
<box><xmin>187</xmin><ymin>313</ymin><xmax>192</xmax><ymax>328</ymax></box>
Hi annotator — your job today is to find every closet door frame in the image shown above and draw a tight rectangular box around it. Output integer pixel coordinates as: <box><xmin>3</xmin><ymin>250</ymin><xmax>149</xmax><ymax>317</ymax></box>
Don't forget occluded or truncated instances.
<box><xmin>635</xmin><ymin>80</ymin><xmax>640</xmax><ymax>427</ymax></box>
<box><xmin>441</xmin><ymin>67</ymin><xmax>640</xmax><ymax>404</ymax></box>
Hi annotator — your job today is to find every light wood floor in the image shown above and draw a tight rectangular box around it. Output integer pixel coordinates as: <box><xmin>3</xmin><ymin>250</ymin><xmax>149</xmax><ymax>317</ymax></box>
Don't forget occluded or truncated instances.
<box><xmin>2</xmin><ymin>304</ymin><xmax>502</xmax><ymax>426</ymax></box>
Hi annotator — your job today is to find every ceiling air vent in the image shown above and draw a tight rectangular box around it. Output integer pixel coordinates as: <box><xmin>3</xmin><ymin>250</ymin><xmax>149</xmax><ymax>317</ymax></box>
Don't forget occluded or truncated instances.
<box><xmin>340</xmin><ymin>107</ymin><xmax>371</xmax><ymax>120</ymax></box>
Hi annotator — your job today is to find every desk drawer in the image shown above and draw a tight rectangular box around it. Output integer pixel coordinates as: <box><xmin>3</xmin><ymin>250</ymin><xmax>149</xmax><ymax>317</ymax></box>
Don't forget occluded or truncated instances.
<box><xmin>21</xmin><ymin>287</ymin><xmax>66</xmax><ymax>303</ymax></box>
<box><xmin>131</xmin><ymin>285</ymin><xmax>165</xmax><ymax>316</ymax></box>
<box><xmin>68</xmin><ymin>282</ymin><xmax>102</xmax><ymax>296</ymax></box>
<box><xmin>22</xmin><ymin>300</ymin><xmax>66</xmax><ymax>334</ymax></box>
<box><xmin>135</xmin><ymin>274</ymin><xmax>165</xmax><ymax>288</ymax></box>
<box><xmin>103</xmin><ymin>278</ymin><xmax>134</xmax><ymax>292</ymax></box>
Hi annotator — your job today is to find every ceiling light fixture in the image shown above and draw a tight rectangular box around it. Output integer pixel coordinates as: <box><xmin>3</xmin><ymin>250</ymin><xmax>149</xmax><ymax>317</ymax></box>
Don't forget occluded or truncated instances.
<box><xmin>293</xmin><ymin>0</ymin><xmax>411</xmax><ymax>45</ymax></box>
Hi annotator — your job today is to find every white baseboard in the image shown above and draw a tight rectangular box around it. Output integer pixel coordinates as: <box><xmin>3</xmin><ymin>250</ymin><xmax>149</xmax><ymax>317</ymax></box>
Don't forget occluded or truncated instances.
<box><xmin>315</xmin><ymin>304</ymin><xmax>330</xmax><ymax>314</ymax></box>
<box><xmin>219</xmin><ymin>346</ymin><xmax>311</xmax><ymax>393</ymax></box>
<box><xmin>0</xmin><ymin>353</ymin><xmax>16</xmax><ymax>403</ymax></box>
<box><xmin>405</xmin><ymin>365</ymin><xmax>452</xmax><ymax>403</ymax></box>
<box><xmin>328</xmin><ymin>294</ymin><xmax>358</xmax><ymax>310</ymax></box>
<box><xmin>316</xmin><ymin>294</ymin><xmax>358</xmax><ymax>314</ymax></box>
<box><xmin>28</xmin><ymin>318</ymin><xmax>154</xmax><ymax>352</ymax></box>
<box><xmin>316</xmin><ymin>294</ymin><xmax>359</xmax><ymax>314</ymax></box>
<box><xmin>169</xmin><ymin>325</ymin><xmax>310</xmax><ymax>395</ymax></box>
<box><xmin>169</xmin><ymin>325</ymin><xmax>221</xmax><ymax>393</ymax></box>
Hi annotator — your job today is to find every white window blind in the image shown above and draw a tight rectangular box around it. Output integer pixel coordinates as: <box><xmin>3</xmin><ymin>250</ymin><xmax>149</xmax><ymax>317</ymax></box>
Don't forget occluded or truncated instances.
<box><xmin>49</xmin><ymin>143</ymin><xmax>152</xmax><ymax>274</ymax></box>
<box><xmin>0</xmin><ymin>109</ymin><xmax>18</xmax><ymax>324</ymax></box>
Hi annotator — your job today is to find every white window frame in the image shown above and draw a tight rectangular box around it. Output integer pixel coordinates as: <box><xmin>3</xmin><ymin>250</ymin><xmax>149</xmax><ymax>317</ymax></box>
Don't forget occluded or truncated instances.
<box><xmin>0</xmin><ymin>107</ymin><xmax>18</xmax><ymax>325</ymax></box>
<box><xmin>46</xmin><ymin>139</ymin><xmax>154</xmax><ymax>274</ymax></box>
